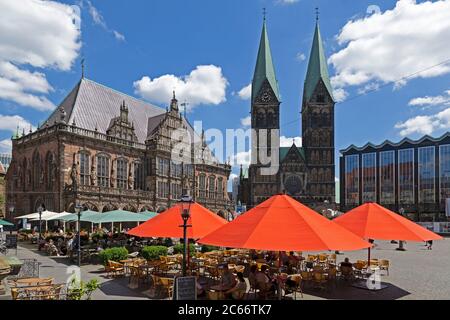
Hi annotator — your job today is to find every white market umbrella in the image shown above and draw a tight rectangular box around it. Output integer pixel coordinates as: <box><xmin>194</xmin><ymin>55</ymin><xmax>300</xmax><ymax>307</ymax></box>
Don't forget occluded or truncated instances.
<box><xmin>15</xmin><ymin>210</ymin><xmax>59</xmax><ymax>220</ymax></box>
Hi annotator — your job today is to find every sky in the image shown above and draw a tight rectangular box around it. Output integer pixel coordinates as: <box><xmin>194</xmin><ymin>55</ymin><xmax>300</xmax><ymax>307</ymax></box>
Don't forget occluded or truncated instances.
<box><xmin>1</xmin><ymin>0</ymin><xmax>450</xmax><ymax>190</ymax></box>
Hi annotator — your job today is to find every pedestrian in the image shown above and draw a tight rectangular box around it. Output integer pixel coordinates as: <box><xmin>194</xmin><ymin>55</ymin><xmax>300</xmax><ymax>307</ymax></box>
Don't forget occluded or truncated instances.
<box><xmin>427</xmin><ymin>240</ymin><xmax>433</xmax><ymax>250</ymax></box>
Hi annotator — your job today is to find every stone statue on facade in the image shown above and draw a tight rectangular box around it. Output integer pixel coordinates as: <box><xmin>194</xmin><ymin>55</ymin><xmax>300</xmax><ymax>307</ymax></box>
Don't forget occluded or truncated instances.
<box><xmin>128</xmin><ymin>163</ymin><xmax>134</xmax><ymax>190</ymax></box>
<box><xmin>70</xmin><ymin>158</ymin><xmax>78</xmax><ymax>188</ymax></box>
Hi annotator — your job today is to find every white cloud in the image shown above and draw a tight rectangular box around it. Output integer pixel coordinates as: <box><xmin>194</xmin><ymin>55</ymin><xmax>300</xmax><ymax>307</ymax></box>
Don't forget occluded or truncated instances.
<box><xmin>0</xmin><ymin>139</ymin><xmax>12</xmax><ymax>153</ymax></box>
<box><xmin>408</xmin><ymin>89</ymin><xmax>450</xmax><ymax>108</ymax></box>
<box><xmin>296</xmin><ymin>52</ymin><xmax>306</xmax><ymax>62</ymax></box>
<box><xmin>0</xmin><ymin>0</ymin><xmax>81</xmax><ymax>110</ymax></box>
<box><xmin>276</xmin><ymin>0</ymin><xmax>300</xmax><ymax>4</ymax></box>
<box><xmin>113</xmin><ymin>31</ymin><xmax>126</xmax><ymax>42</ymax></box>
<box><xmin>280</xmin><ymin>136</ymin><xmax>302</xmax><ymax>147</ymax></box>
<box><xmin>332</xmin><ymin>88</ymin><xmax>348</xmax><ymax>103</ymax></box>
<box><xmin>134</xmin><ymin>65</ymin><xmax>228</xmax><ymax>109</ymax></box>
<box><xmin>0</xmin><ymin>114</ymin><xmax>35</xmax><ymax>133</ymax></box>
<box><xmin>240</xmin><ymin>116</ymin><xmax>251</xmax><ymax>127</ymax></box>
<box><xmin>232</xmin><ymin>150</ymin><xmax>251</xmax><ymax>167</ymax></box>
<box><xmin>395</xmin><ymin>108</ymin><xmax>450</xmax><ymax>136</ymax></box>
<box><xmin>84</xmin><ymin>0</ymin><xmax>126</xmax><ymax>42</ymax></box>
<box><xmin>237</xmin><ymin>83</ymin><xmax>252</xmax><ymax>100</ymax></box>
<box><xmin>329</xmin><ymin>0</ymin><xmax>450</xmax><ymax>92</ymax></box>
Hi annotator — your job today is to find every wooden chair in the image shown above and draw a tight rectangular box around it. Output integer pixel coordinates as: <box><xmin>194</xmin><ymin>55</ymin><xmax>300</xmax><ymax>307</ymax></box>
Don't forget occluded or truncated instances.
<box><xmin>312</xmin><ymin>272</ymin><xmax>327</xmax><ymax>290</ymax></box>
<box><xmin>284</xmin><ymin>274</ymin><xmax>303</xmax><ymax>299</ymax></box>
<box><xmin>379</xmin><ymin>260</ymin><xmax>390</xmax><ymax>275</ymax></box>
<box><xmin>106</xmin><ymin>261</ymin><xmax>125</xmax><ymax>278</ymax></box>
<box><xmin>159</xmin><ymin>277</ymin><xmax>174</xmax><ymax>299</ymax></box>
<box><xmin>328</xmin><ymin>254</ymin><xmax>337</xmax><ymax>265</ymax></box>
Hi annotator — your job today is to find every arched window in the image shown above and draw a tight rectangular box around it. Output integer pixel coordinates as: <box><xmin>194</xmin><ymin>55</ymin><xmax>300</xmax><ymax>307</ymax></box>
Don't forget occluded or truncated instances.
<box><xmin>97</xmin><ymin>154</ymin><xmax>110</xmax><ymax>187</ymax></box>
<box><xmin>208</xmin><ymin>176</ymin><xmax>216</xmax><ymax>199</ymax></box>
<box><xmin>199</xmin><ymin>174</ymin><xmax>206</xmax><ymax>198</ymax></box>
<box><xmin>217</xmin><ymin>177</ymin><xmax>223</xmax><ymax>199</ymax></box>
<box><xmin>79</xmin><ymin>152</ymin><xmax>90</xmax><ymax>186</ymax></box>
<box><xmin>46</xmin><ymin>152</ymin><xmax>55</xmax><ymax>189</ymax></box>
<box><xmin>32</xmin><ymin>151</ymin><xmax>41</xmax><ymax>189</ymax></box>
<box><xmin>117</xmin><ymin>158</ymin><xmax>128</xmax><ymax>189</ymax></box>
<box><xmin>134</xmin><ymin>161</ymin><xmax>144</xmax><ymax>190</ymax></box>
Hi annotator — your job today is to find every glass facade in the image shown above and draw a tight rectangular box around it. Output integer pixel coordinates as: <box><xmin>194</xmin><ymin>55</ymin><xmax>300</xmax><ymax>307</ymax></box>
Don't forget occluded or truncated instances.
<box><xmin>345</xmin><ymin>155</ymin><xmax>359</xmax><ymax>205</ymax></box>
<box><xmin>398</xmin><ymin>149</ymin><xmax>414</xmax><ymax>204</ymax></box>
<box><xmin>379</xmin><ymin>151</ymin><xmax>395</xmax><ymax>204</ymax></box>
<box><xmin>362</xmin><ymin>153</ymin><xmax>376</xmax><ymax>202</ymax></box>
<box><xmin>439</xmin><ymin>145</ymin><xmax>450</xmax><ymax>202</ymax></box>
<box><xmin>418</xmin><ymin>146</ymin><xmax>435</xmax><ymax>203</ymax></box>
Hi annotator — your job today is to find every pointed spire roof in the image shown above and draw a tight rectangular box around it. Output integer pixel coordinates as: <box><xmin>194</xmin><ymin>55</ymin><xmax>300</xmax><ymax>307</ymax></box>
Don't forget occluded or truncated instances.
<box><xmin>304</xmin><ymin>22</ymin><xmax>334</xmax><ymax>102</ymax></box>
<box><xmin>252</xmin><ymin>19</ymin><xmax>280</xmax><ymax>103</ymax></box>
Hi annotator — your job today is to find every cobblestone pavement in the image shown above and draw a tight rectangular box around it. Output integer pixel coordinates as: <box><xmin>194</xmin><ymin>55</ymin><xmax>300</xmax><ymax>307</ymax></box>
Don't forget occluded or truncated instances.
<box><xmin>1</xmin><ymin>239</ymin><xmax>449</xmax><ymax>300</ymax></box>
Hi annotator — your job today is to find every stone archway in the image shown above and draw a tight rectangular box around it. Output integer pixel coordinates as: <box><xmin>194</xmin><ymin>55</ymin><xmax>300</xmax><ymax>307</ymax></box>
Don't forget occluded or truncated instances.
<box><xmin>123</xmin><ymin>205</ymin><xmax>138</xmax><ymax>213</ymax></box>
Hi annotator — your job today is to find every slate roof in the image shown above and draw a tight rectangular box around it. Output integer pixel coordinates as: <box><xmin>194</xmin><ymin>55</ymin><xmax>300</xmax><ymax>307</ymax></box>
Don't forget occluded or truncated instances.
<box><xmin>45</xmin><ymin>78</ymin><xmax>165</xmax><ymax>143</ymax></box>
<box><xmin>252</xmin><ymin>20</ymin><xmax>280</xmax><ymax>103</ymax></box>
<box><xmin>304</xmin><ymin>22</ymin><xmax>334</xmax><ymax>102</ymax></box>
<box><xmin>44</xmin><ymin>78</ymin><xmax>221</xmax><ymax>165</ymax></box>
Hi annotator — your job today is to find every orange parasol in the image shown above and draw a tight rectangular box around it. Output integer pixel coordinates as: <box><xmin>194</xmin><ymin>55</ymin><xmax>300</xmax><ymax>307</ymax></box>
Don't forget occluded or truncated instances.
<box><xmin>198</xmin><ymin>194</ymin><xmax>371</xmax><ymax>252</ymax></box>
<box><xmin>126</xmin><ymin>202</ymin><xmax>228</xmax><ymax>239</ymax></box>
<box><xmin>333</xmin><ymin>202</ymin><xmax>443</xmax><ymax>242</ymax></box>
<box><xmin>334</xmin><ymin>202</ymin><xmax>443</xmax><ymax>265</ymax></box>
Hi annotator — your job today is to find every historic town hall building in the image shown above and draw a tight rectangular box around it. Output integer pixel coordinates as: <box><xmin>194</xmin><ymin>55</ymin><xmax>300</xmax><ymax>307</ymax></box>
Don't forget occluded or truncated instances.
<box><xmin>5</xmin><ymin>78</ymin><xmax>232</xmax><ymax>219</ymax></box>
<box><xmin>238</xmin><ymin>18</ymin><xmax>335</xmax><ymax>209</ymax></box>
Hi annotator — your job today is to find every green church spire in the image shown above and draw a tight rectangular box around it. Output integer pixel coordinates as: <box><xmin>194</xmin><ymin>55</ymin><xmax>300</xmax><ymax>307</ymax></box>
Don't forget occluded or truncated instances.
<box><xmin>252</xmin><ymin>18</ymin><xmax>280</xmax><ymax>103</ymax></box>
<box><xmin>304</xmin><ymin>21</ymin><xmax>334</xmax><ymax>102</ymax></box>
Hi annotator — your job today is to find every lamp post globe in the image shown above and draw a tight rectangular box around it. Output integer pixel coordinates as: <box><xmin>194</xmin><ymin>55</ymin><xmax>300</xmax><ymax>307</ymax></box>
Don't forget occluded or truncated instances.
<box><xmin>179</xmin><ymin>195</ymin><xmax>193</xmax><ymax>277</ymax></box>
<box><xmin>74</xmin><ymin>203</ymin><xmax>83</xmax><ymax>267</ymax></box>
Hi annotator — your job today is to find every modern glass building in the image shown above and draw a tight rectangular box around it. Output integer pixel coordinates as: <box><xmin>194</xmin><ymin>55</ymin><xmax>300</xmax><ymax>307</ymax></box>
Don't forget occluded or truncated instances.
<box><xmin>339</xmin><ymin>133</ymin><xmax>450</xmax><ymax>221</ymax></box>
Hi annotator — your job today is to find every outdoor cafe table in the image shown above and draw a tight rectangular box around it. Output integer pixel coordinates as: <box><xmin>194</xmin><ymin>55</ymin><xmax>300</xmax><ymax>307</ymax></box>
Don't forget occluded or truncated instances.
<box><xmin>0</xmin><ymin>256</ymin><xmax>23</xmax><ymax>275</ymax></box>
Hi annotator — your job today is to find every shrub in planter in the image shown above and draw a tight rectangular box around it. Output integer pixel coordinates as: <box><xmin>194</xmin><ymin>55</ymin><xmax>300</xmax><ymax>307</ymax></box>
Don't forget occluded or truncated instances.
<box><xmin>201</xmin><ymin>245</ymin><xmax>219</xmax><ymax>253</ymax></box>
<box><xmin>141</xmin><ymin>246</ymin><xmax>168</xmax><ymax>261</ymax></box>
<box><xmin>98</xmin><ymin>247</ymin><xmax>128</xmax><ymax>265</ymax></box>
<box><xmin>173</xmin><ymin>243</ymin><xmax>196</xmax><ymax>255</ymax></box>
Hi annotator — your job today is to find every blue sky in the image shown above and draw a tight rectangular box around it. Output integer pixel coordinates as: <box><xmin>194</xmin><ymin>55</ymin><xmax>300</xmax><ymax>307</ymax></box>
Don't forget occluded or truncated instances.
<box><xmin>1</xmin><ymin>0</ymin><xmax>450</xmax><ymax>188</ymax></box>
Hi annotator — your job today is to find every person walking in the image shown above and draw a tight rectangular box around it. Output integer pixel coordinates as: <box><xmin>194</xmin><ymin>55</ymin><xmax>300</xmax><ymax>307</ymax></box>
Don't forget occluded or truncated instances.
<box><xmin>427</xmin><ymin>240</ymin><xmax>433</xmax><ymax>250</ymax></box>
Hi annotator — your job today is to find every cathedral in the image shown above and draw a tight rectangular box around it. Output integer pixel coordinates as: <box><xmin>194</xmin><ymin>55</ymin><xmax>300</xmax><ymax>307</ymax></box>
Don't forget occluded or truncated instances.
<box><xmin>238</xmin><ymin>17</ymin><xmax>335</xmax><ymax>210</ymax></box>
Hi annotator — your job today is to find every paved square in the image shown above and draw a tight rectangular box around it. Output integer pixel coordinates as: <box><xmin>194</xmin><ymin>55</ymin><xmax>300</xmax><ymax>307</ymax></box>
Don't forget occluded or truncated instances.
<box><xmin>1</xmin><ymin>239</ymin><xmax>449</xmax><ymax>300</ymax></box>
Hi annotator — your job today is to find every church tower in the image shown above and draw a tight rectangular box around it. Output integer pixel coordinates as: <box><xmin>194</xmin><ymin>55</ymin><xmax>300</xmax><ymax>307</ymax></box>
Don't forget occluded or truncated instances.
<box><xmin>249</xmin><ymin>17</ymin><xmax>281</xmax><ymax>206</ymax></box>
<box><xmin>301</xmin><ymin>19</ymin><xmax>335</xmax><ymax>203</ymax></box>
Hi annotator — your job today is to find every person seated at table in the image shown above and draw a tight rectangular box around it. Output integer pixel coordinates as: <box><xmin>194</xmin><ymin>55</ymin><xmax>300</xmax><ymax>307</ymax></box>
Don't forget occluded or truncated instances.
<box><xmin>340</xmin><ymin>258</ymin><xmax>354</xmax><ymax>280</ymax></box>
<box><xmin>248</xmin><ymin>265</ymin><xmax>258</xmax><ymax>288</ymax></box>
<box><xmin>280</xmin><ymin>251</ymin><xmax>290</xmax><ymax>266</ymax></box>
<box><xmin>225</xmin><ymin>272</ymin><xmax>247</xmax><ymax>300</ymax></box>
<box><xmin>340</xmin><ymin>257</ymin><xmax>353</xmax><ymax>268</ymax></box>
<box><xmin>191</xmin><ymin>271</ymin><xmax>206</xmax><ymax>297</ymax></box>
<box><xmin>211</xmin><ymin>264</ymin><xmax>237</xmax><ymax>292</ymax></box>
<box><xmin>255</xmin><ymin>265</ymin><xmax>276</xmax><ymax>294</ymax></box>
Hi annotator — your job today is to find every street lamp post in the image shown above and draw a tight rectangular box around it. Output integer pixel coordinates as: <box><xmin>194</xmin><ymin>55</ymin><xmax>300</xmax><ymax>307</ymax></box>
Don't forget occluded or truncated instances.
<box><xmin>179</xmin><ymin>195</ymin><xmax>193</xmax><ymax>277</ymax></box>
<box><xmin>74</xmin><ymin>203</ymin><xmax>83</xmax><ymax>267</ymax></box>
<box><xmin>37</xmin><ymin>205</ymin><xmax>44</xmax><ymax>244</ymax></box>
